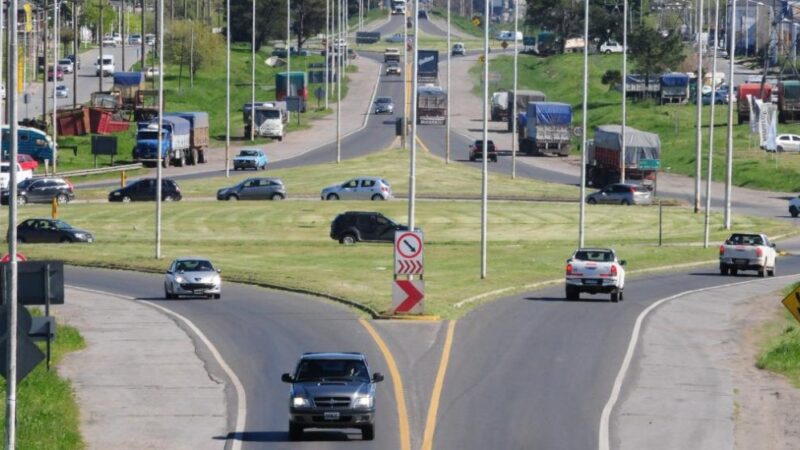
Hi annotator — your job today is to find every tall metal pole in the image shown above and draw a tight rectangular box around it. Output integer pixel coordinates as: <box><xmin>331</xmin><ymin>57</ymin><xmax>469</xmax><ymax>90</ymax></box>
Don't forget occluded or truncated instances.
<box><xmin>225</xmin><ymin>0</ymin><xmax>230</xmax><ymax>177</ymax></box>
<box><xmin>99</xmin><ymin>2</ymin><xmax>104</xmax><ymax>92</ymax></box>
<box><xmin>53</xmin><ymin>0</ymin><xmax>59</xmax><ymax>172</ymax></box>
<box><xmin>141</xmin><ymin>0</ymin><xmax>146</xmax><ymax>67</ymax></box>
<box><xmin>410</xmin><ymin>0</ymin><xmax>419</xmax><ymax>231</ymax></box>
<box><xmin>480</xmin><ymin>0</ymin><xmax>488</xmax><ymax>278</ymax></box>
<box><xmin>336</xmin><ymin>0</ymin><xmax>341</xmax><ymax>162</ymax></box>
<box><xmin>5</xmin><ymin>0</ymin><xmax>21</xmax><ymax>444</ymax></box>
<box><xmin>0</xmin><ymin>0</ymin><xmax>4</xmax><ymax>125</ymax></box>
<box><xmin>189</xmin><ymin>21</ymin><xmax>193</xmax><ymax>87</ymax></box>
<box><xmin>745</xmin><ymin>0</ymin><xmax>749</xmax><ymax>57</ymax></box>
<box><xmin>694</xmin><ymin>0</ymin><xmax>704</xmax><ymax>213</ymax></box>
<box><xmin>122</xmin><ymin>0</ymin><xmax>126</xmax><ymax>70</ymax></box>
<box><xmin>287</xmin><ymin>0</ymin><xmax>291</xmax><ymax>118</ymax></box>
<box><xmin>402</xmin><ymin>0</ymin><xmax>408</xmax><ymax>149</ymax></box>
<box><xmin>325</xmin><ymin>0</ymin><xmax>329</xmax><ymax>109</ymax></box>
<box><xmin>704</xmin><ymin>0</ymin><xmax>720</xmax><ymax>247</ymax></box>
<box><xmin>511</xmin><ymin>0</ymin><xmax>518</xmax><ymax>178</ymax></box>
<box><xmin>445</xmin><ymin>0</ymin><xmax>451</xmax><ymax>163</ymax></box>
<box><xmin>249</xmin><ymin>0</ymin><xmax>255</xmax><ymax>140</ymax></box>
<box><xmin>579</xmin><ymin>0</ymin><xmax>589</xmax><ymax>248</ymax></box>
<box><xmin>44</xmin><ymin>0</ymin><xmax>49</xmax><ymax>123</ymax></box>
<box><xmin>621</xmin><ymin>0</ymin><xmax>628</xmax><ymax>183</ymax></box>
<box><xmin>73</xmin><ymin>0</ymin><xmax>78</xmax><ymax>109</ymax></box>
<box><xmin>156</xmin><ymin>0</ymin><xmax>164</xmax><ymax>259</ymax></box>
<box><xmin>724</xmin><ymin>0</ymin><xmax>736</xmax><ymax>229</ymax></box>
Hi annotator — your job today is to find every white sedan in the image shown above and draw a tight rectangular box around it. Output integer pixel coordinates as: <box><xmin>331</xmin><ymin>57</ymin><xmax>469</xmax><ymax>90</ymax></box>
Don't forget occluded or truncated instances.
<box><xmin>164</xmin><ymin>257</ymin><xmax>222</xmax><ymax>299</ymax></box>
<box><xmin>775</xmin><ymin>134</ymin><xmax>800</xmax><ymax>152</ymax></box>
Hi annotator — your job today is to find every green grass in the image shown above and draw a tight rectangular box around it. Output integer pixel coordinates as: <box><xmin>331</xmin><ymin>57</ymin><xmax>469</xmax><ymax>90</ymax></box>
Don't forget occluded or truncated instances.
<box><xmin>0</xmin><ymin>321</ymin><xmax>86</xmax><ymax>449</ymax></box>
<box><xmin>756</xmin><ymin>283</ymin><xmax>800</xmax><ymax>387</ymax></box>
<box><xmin>55</xmin><ymin>43</ymin><xmax>356</xmax><ymax>174</ymax></box>
<box><xmin>13</xmin><ymin>148</ymin><xmax>795</xmax><ymax>318</ymax></box>
<box><xmin>428</xmin><ymin>7</ymin><xmax>488</xmax><ymax>38</ymax></box>
<box><xmin>478</xmin><ymin>52</ymin><xmax>800</xmax><ymax>192</ymax></box>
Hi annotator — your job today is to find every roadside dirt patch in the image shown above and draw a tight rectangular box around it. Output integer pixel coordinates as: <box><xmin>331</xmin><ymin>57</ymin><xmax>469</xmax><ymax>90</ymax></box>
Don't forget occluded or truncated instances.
<box><xmin>733</xmin><ymin>294</ymin><xmax>800</xmax><ymax>449</ymax></box>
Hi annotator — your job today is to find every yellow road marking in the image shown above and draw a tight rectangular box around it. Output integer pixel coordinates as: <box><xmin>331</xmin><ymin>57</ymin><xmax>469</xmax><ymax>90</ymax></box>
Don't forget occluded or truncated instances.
<box><xmin>422</xmin><ymin>320</ymin><xmax>457</xmax><ymax>450</ymax></box>
<box><xmin>359</xmin><ymin>319</ymin><xmax>411</xmax><ymax>450</ymax></box>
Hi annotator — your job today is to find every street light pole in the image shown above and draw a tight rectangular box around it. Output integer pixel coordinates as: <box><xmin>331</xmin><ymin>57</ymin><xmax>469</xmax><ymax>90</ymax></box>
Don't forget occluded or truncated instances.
<box><xmin>445</xmin><ymin>0</ymin><xmax>451</xmax><ymax>163</ymax></box>
<box><xmin>73</xmin><ymin>0</ymin><xmax>78</xmax><ymax>109</ymax></box>
<box><xmin>724</xmin><ymin>0</ymin><xmax>737</xmax><ymax>229</ymax></box>
<box><xmin>409</xmin><ymin>0</ymin><xmax>419</xmax><ymax>231</ymax></box>
<box><xmin>43</xmin><ymin>0</ymin><xmax>49</xmax><ymax>124</ymax></box>
<box><xmin>480</xmin><ymin>0</ymin><xmax>488</xmax><ymax>278</ymax></box>
<box><xmin>336</xmin><ymin>0</ymin><xmax>341</xmax><ymax>162</ymax></box>
<box><xmin>53</xmin><ymin>0</ymin><xmax>59</xmax><ymax>172</ymax></box>
<box><xmin>694</xmin><ymin>0</ymin><xmax>704</xmax><ymax>213</ymax></box>
<box><xmin>511</xmin><ymin>0</ymin><xmax>518</xmax><ymax>178</ymax></box>
<box><xmin>121</xmin><ymin>0</ymin><xmax>126</xmax><ymax>70</ymax></box>
<box><xmin>579</xmin><ymin>0</ymin><xmax>590</xmax><ymax>248</ymax></box>
<box><xmin>621</xmin><ymin>0</ymin><xmax>628</xmax><ymax>183</ymax></box>
<box><xmin>99</xmin><ymin>1</ymin><xmax>104</xmax><ymax>92</ymax></box>
<box><xmin>141</xmin><ymin>0</ymin><xmax>146</xmax><ymax>68</ymax></box>
<box><xmin>250</xmin><ymin>0</ymin><xmax>255</xmax><ymax>140</ymax></box>
<box><xmin>325</xmin><ymin>0</ymin><xmax>329</xmax><ymax>109</ymax></box>
<box><xmin>225</xmin><ymin>0</ymin><xmax>231</xmax><ymax>177</ymax></box>
<box><xmin>704</xmin><ymin>0</ymin><xmax>720</xmax><ymax>248</ymax></box>
<box><xmin>156</xmin><ymin>0</ymin><xmax>164</xmax><ymax>259</ymax></box>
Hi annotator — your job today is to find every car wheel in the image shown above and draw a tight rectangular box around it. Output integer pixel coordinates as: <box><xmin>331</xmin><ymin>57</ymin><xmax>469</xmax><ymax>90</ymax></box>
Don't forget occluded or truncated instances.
<box><xmin>791</xmin><ymin>206</ymin><xmax>799</xmax><ymax>218</ymax></box>
<box><xmin>621</xmin><ymin>199</ymin><xmax>631</xmax><ymax>205</ymax></box>
<box><xmin>587</xmin><ymin>198</ymin><xmax>597</xmax><ymax>205</ymax></box>
<box><xmin>162</xmin><ymin>158</ymin><xmax>168</xmax><ymax>168</ymax></box>
<box><xmin>165</xmin><ymin>287</ymin><xmax>173</xmax><ymax>299</ymax></box>
<box><xmin>371</xmin><ymin>194</ymin><xmax>384</xmax><ymax>201</ymax></box>
<box><xmin>768</xmin><ymin>266</ymin><xmax>776</xmax><ymax>277</ymax></box>
<box><xmin>326</xmin><ymin>193</ymin><xmax>340</xmax><ymax>200</ymax></box>
<box><xmin>227</xmin><ymin>195</ymin><xmax>238</xmax><ymax>201</ymax></box>
<box><xmin>720</xmin><ymin>265</ymin><xmax>729</xmax><ymax>276</ymax></box>
<box><xmin>604</xmin><ymin>50</ymin><xmax>611</xmax><ymax>54</ymax></box>
<box><xmin>759</xmin><ymin>268</ymin><xmax>766</xmax><ymax>278</ymax></box>
<box><xmin>610</xmin><ymin>290</ymin><xmax>620</xmax><ymax>303</ymax></box>
<box><xmin>56</xmin><ymin>193</ymin><xmax>69</xmax><ymax>204</ymax></box>
<box><xmin>16</xmin><ymin>196</ymin><xmax>27</xmax><ymax>206</ymax></box>
<box><xmin>469</xmin><ymin>155</ymin><xmax>476</xmax><ymax>162</ymax></box>
<box><xmin>16</xmin><ymin>237</ymin><xmax>25</xmax><ymax>243</ymax></box>
<box><xmin>122</xmin><ymin>195</ymin><xmax>132</xmax><ymax>203</ymax></box>
<box><xmin>618</xmin><ymin>289</ymin><xmax>624</xmax><ymax>301</ymax></box>
<box><xmin>60</xmin><ymin>237</ymin><xmax>73</xmax><ymax>243</ymax></box>
<box><xmin>565</xmin><ymin>285</ymin><xmax>579</xmax><ymax>300</ymax></box>
<box><xmin>778</xmin><ymin>146</ymin><xmax>784</xmax><ymax>152</ymax></box>
<box><xmin>271</xmin><ymin>193</ymin><xmax>284</xmax><ymax>200</ymax></box>
<box><xmin>164</xmin><ymin>195</ymin><xmax>174</xmax><ymax>202</ymax></box>
<box><xmin>289</xmin><ymin>423</ymin><xmax>303</xmax><ymax>440</ymax></box>
<box><xmin>214</xmin><ymin>294</ymin><xmax>221</xmax><ymax>299</ymax></box>
<box><xmin>362</xmin><ymin>424</ymin><xmax>375</xmax><ymax>441</ymax></box>
<box><xmin>730</xmin><ymin>267</ymin><xmax>738</xmax><ymax>276</ymax></box>
<box><xmin>341</xmin><ymin>234</ymin><xmax>357</xmax><ymax>245</ymax></box>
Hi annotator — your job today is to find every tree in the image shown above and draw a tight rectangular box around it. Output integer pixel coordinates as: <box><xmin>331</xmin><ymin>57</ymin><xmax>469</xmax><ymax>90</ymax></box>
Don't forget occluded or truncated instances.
<box><xmin>228</xmin><ymin>0</ymin><xmax>328</xmax><ymax>50</ymax></box>
<box><xmin>164</xmin><ymin>20</ymin><xmax>224</xmax><ymax>74</ymax></box>
<box><xmin>291</xmin><ymin>0</ymin><xmax>326</xmax><ymax>50</ymax></box>
<box><xmin>82</xmin><ymin>0</ymin><xmax>118</xmax><ymax>39</ymax></box>
<box><xmin>629</xmin><ymin>24</ymin><xmax>685</xmax><ymax>86</ymax></box>
<box><xmin>524</xmin><ymin>0</ymin><xmax>582</xmax><ymax>42</ymax></box>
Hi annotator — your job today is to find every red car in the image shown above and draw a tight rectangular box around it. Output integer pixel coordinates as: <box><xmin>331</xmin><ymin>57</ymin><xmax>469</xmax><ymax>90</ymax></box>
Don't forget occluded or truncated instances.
<box><xmin>47</xmin><ymin>66</ymin><xmax>64</xmax><ymax>81</ymax></box>
<box><xmin>17</xmin><ymin>154</ymin><xmax>38</xmax><ymax>172</ymax></box>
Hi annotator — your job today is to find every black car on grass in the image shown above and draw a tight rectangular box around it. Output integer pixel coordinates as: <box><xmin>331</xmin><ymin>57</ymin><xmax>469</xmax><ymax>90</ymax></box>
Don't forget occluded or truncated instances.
<box><xmin>16</xmin><ymin>218</ymin><xmax>93</xmax><ymax>243</ymax></box>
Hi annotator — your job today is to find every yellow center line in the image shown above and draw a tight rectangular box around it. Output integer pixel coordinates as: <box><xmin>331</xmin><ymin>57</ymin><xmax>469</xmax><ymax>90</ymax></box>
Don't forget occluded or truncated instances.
<box><xmin>358</xmin><ymin>319</ymin><xmax>411</xmax><ymax>450</ymax></box>
<box><xmin>422</xmin><ymin>320</ymin><xmax>457</xmax><ymax>450</ymax></box>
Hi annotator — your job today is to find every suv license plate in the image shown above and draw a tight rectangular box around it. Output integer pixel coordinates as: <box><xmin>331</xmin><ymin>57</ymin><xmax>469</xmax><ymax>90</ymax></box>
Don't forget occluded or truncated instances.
<box><xmin>584</xmin><ymin>279</ymin><xmax>600</xmax><ymax>285</ymax></box>
<box><xmin>324</xmin><ymin>411</ymin><xmax>340</xmax><ymax>421</ymax></box>
<box><xmin>734</xmin><ymin>259</ymin><xmax>748</xmax><ymax>266</ymax></box>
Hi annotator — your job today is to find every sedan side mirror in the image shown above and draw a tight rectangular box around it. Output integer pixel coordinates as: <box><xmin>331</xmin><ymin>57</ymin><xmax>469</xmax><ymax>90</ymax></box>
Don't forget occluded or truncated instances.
<box><xmin>165</xmin><ymin>270</ymin><xmax>172</xmax><ymax>274</ymax></box>
<box><xmin>281</xmin><ymin>373</ymin><xmax>294</xmax><ymax>383</ymax></box>
<box><xmin>619</xmin><ymin>260</ymin><xmax>627</xmax><ymax>266</ymax></box>
<box><xmin>372</xmin><ymin>372</ymin><xmax>385</xmax><ymax>383</ymax></box>
<box><xmin>217</xmin><ymin>269</ymin><xmax>222</xmax><ymax>274</ymax></box>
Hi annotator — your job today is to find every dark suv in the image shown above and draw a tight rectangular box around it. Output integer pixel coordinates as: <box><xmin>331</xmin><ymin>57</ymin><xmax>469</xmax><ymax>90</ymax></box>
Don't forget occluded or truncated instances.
<box><xmin>282</xmin><ymin>352</ymin><xmax>384</xmax><ymax>441</ymax></box>
<box><xmin>469</xmin><ymin>139</ymin><xmax>498</xmax><ymax>162</ymax></box>
<box><xmin>330</xmin><ymin>211</ymin><xmax>414</xmax><ymax>245</ymax></box>
<box><xmin>1</xmin><ymin>177</ymin><xmax>75</xmax><ymax>205</ymax></box>
<box><xmin>108</xmin><ymin>178</ymin><xmax>182</xmax><ymax>202</ymax></box>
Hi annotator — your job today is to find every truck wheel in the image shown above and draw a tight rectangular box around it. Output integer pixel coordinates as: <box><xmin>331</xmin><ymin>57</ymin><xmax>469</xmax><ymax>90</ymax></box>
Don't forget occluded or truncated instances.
<box><xmin>289</xmin><ymin>423</ymin><xmax>303</xmax><ymax>440</ymax></box>
<box><xmin>759</xmin><ymin>268</ymin><xmax>766</xmax><ymax>278</ymax></box>
<box><xmin>362</xmin><ymin>424</ymin><xmax>375</xmax><ymax>441</ymax></box>
<box><xmin>565</xmin><ymin>285</ymin><xmax>579</xmax><ymax>300</ymax></box>
<box><xmin>768</xmin><ymin>266</ymin><xmax>776</xmax><ymax>277</ymax></box>
<box><xmin>177</xmin><ymin>154</ymin><xmax>185</xmax><ymax>167</ymax></box>
<box><xmin>730</xmin><ymin>267</ymin><xmax>738</xmax><ymax>276</ymax></box>
<box><xmin>720</xmin><ymin>265</ymin><xmax>729</xmax><ymax>276</ymax></box>
<box><xmin>587</xmin><ymin>198</ymin><xmax>597</xmax><ymax>205</ymax></box>
<box><xmin>790</xmin><ymin>206</ymin><xmax>798</xmax><ymax>218</ymax></box>
<box><xmin>610</xmin><ymin>290</ymin><xmax>620</xmax><ymax>303</ymax></box>
<box><xmin>198</xmin><ymin>150</ymin><xmax>206</xmax><ymax>164</ymax></box>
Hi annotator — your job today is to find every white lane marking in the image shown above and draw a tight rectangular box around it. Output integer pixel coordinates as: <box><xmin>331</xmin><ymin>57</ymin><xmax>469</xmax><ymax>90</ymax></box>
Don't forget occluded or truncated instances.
<box><xmin>598</xmin><ymin>274</ymin><xmax>799</xmax><ymax>450</ymax></box>
<box><xmin>67</xmin><ymin>285</ymin><xmax>247</xmax><ymax>450</ymax></box>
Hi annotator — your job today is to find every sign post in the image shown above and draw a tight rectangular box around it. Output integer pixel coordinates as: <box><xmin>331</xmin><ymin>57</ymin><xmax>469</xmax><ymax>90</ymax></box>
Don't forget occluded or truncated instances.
<box><xmin>392</xmin><ymin>231</ymin><xmax>425</xmax><ymax>314</ymax></box>
<box><xmin>782</xmin><ymin>286</ymin><xmax>800</xmax><ymax>325</ymax></box>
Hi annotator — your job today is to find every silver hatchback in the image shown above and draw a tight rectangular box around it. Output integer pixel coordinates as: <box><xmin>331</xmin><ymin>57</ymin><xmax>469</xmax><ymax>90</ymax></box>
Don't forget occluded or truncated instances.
<box><xmin>586</xmin><ymin>183</ymin><xmax>652</xmax><ymax>205</ymax></box>
<box><xmin>321</xmin><ymin>177</ymin><xmax>393</xmax><ymax>200</ymax></box>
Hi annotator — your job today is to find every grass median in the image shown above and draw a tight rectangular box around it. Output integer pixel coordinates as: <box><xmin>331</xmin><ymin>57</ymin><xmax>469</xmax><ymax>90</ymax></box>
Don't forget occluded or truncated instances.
<box><xmin>7</xmin><ymin>200</ymin><xmax>792</xmax><ymax>319</ymax></box>
<box><xmin>757</xmin><ymin>282</ymin><xmax>800</xmax><ymax>387</ymax></box>
<box><xmin>0</xmin><ymin>321</ymin><xmax>86</xmax><ymax>449</ymax></box>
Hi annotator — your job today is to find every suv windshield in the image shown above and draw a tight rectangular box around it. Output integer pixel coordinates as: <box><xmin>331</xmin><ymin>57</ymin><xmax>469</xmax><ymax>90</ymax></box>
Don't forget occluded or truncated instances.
<box><xmin>295</xmin><ymin>359</ymin><xmax>370</xmax><ymax>382</ymax></box>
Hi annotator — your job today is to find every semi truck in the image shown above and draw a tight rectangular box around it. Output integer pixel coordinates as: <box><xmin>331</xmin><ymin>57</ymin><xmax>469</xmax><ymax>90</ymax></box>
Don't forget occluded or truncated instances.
<box><xmin>417</xmin><ymin>50</ymin><xmax>439</xmax><ymax>84</ymax></box>
<box><xmin>417</xmin><ymin>85</ymin><xmax>447</xmax><ymax>125</ymax></box>
<box><xmin>507</xmin><ymin>89</ymin><xmax>546</xmax><ymax>131</ymax></box>
<box><xmin>163</xmin><ymin>112</ymin><xmax>209</xmax><ymax>164</ymax></box>
<box><xmin>586</xmin><ymin>125</ymin><xmax>661</xmax><ymax>189</ymax></box>
<box><xmin>778</xmin><ymin>80</ymin><xmax>800</xmax><ymax>123</ymax></box>
<box><xmin>659</xmin><ymin>72</ymin><xmax>690</xmax><ymax>104</ymax></box>
<box><xmin>517</xmin><ymin>102</ymin><xmax>572</xmax><ymax>156</ymax></box>
<box><xmin>737</xmin><ymin>82</ymin><xmax>772</xmax><ymax>124</ymax></box>
<box><xmin>243</xmin><ymin>102</ymin><xmax>287</xmax><ymax>140</ymax></box>
<box><xmin>384</xmin><ymin>48</ymin><xmax>401</xmax><ymax>63</ymax></box>
<box><xmin>132</xmin><ymin>116</ymin><xmax>191</xmax><ymax>167</ymax></box>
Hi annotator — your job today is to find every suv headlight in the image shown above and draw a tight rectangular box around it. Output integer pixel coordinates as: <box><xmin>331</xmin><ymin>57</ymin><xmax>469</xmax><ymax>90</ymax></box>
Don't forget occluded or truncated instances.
<box><xmin>292</xmin><ymin>396</ymin><xmax>310</xmax><ymax>408</ymax></box>
<box><xmin>353</xmin><ymin>395</ymin><xmax>373</xmax><ymax>409</ymax></box>
<box><xmin>174</xmin><ymin>276</ymin><xmax>186</xmax><ymax>283</ymax></box>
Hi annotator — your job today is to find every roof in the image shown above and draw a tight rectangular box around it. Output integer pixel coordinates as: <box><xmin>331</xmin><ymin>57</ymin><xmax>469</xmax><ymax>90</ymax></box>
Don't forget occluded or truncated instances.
<box><xmin>172</xmin><ymin>256</ymin><xmax>213</xmax><ymax>262</ymax></box>
<box><xmin>300</xmin><ymin>352</ymin><xmax>366</xmax><ymax>361</ymax></box>
<box><xmin>575</xmin><ymin>247</ymin><xmax>614</xmax><ymax>253</ymax></box>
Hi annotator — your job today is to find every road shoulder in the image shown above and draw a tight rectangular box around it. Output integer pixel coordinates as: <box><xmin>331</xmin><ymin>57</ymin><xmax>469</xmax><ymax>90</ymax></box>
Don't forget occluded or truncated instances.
<box><xmin>56</xmin><ymin>287</ymin><xmax>228</xmax><ymax>450</ymax></box>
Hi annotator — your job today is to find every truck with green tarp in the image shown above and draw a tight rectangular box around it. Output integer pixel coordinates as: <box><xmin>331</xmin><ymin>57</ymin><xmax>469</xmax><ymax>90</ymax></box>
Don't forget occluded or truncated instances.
<box><xmin>778</xmin><ymin>80</ymin><xmax>800</xmax><ymax>123</ymax></box>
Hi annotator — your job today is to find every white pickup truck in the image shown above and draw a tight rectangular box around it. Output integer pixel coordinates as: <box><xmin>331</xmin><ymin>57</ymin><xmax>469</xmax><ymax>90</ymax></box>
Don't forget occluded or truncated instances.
<box><xmin>719</xmin><ymin>233</ymin><xmax>777</xmax><ymax>277</ymax></box>
<box><xmin>565</xmin><ymin>248</ymin><xmax>626</xmax><ymax>302</ymax></box>
<box><xmin>0</xmin><ymin>162</ymin><xmax>33</xmax><ymax>190</ymax></box>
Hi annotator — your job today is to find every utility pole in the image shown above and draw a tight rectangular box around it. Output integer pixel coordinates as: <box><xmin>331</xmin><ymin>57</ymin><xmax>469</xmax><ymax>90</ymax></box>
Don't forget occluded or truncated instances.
<box><xmin>579</xmin><ymin>0</ymin><xmax>590</xmax><ymax>248</ymax></box>
<box><xmin>73</xmin><ymin>0</ymin><xmax>78</xmax><ymax>109</ymax></box>
<box><xmin>410</xmin><ymin>0</ymin><xmax>419</xmax><ymax>231</ymax></box>
<box><xmin>724</xmin><ymin>0</ymin><xmax>737</xmax><ymax>229</ymax></box>
<box><xmin>122</xmin><ymin>0</ymin><xmax>126</xmax><ymax>71</ymax></box>
<box><xmin>621</xmin><ymin>0</ymin><xmax>628</xmax><ymax>183</ymax></box>
<box><xmin>336</xmin><ymin>0</ymin><xmax>341</xmax><ymax>162</ymax></box>
<box><xmin>694</xmin><ymin>0</ymin><xmax>704</xmax><ymax>213</ymax></box>
<box><xmin>446</xmin><ymin>0</ymin><xmax>451</xmax><ymax>163</ymax></box>
<box><xmin>249</xmin><ymin>0</ymin><xmax>255</xmax><ymax>140</ymax></box>
<box><xmin>43</xmin><ymin>0</ymin><xmax>49</xmax><ymax>124</ymax></box>
<box><xmin>99</xmin><ymin>1</ymin><xmax>105</xmax><ymax>92</ymax></box>
<box><xmin>325</xmin><ymin>0</ymin><xmax>329</xmax><ymax>109</ymax></box>
<box><xmin>225</xmin><ymin>0</ymin><xmax>231</xmax><ymax>177</ymax></box>
<box><xmin>53</xmin><ymin>0</ymin><xmax>60</xmax><ymax>172</ymax></box>
<box><xmin>141</xmin><ymin>0</ymin><xmax>146</xmax><ymax>68</ymax></box>
<box><xmin>156</xmin><ymin>0</ymin><xmax>164</xmax><ymax>258</ymax></box>
<box><xmin>511</xmin><ymin>0</ymin><xmax>518</xmax><ymax>178</ymax></box>
<box><xmin>704</xmin><ymin>0</ymin><xmax>720</xmax><ymax>248</ymax></box>
<box><xmin>480</xmin><ymin>0</ymin><xmax>488</xmax><ymax>278</ymax></box>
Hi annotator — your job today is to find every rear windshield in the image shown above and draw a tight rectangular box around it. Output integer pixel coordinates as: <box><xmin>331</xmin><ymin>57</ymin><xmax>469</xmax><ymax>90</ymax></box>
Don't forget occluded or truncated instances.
<box><xmin>573</xmin><ymin>250</ymin><xmax>614</xmax><ymax>262</ymax></box>
<box><xmin>728</xmin><ymin>234</ymin><xmax>763</xmax><ymax>245</ymax></box>
<box><xmin>295</xmin><ymin>359</ymin><xmax>370</xmax><ymax>382</ymax></box>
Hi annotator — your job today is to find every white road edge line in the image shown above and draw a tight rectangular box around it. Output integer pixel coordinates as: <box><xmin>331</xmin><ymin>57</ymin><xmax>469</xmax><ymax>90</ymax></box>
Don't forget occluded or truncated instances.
<box><xmin>597</xmin><ymin>274</ymin><xmax>799</xmax><ymax>450</ymax></box>
<box><xmin>66</xmin><ymin>285</ymin><xmax>247</xmax><ymax>450</ymax></box>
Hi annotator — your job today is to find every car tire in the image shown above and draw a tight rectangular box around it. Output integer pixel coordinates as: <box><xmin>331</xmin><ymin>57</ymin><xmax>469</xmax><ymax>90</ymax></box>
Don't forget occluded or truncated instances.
<box><xmin>469</xmin><ymin>155</ymin><xmax>476</xmax><ymax>162</ymax></box>
<box><xmin>289</xmin><ymin>423</ymin><xmax>303</xmax><ymax>440</ymax></box>
<box><xmin>164</xmin><ymin>195</ymin><xmax>174</xmax><ymax>202</ymax></box>
<box><xmin>791</xmin><ymin>206</ymin><xmax>799</xmax><ymax>218</ymax></box>
<box><xmin>587</xmin><ymin>198</ymin><xmax>597</xmax><ymax>205</ymax></box>
<box><xmin>720</xmin><ymin>265</ymin><xmax>729</xmax><ymax>276</ymax></box>
<box><xmin>165</xmin><ymin>287</ymin><xmax>173</xmax><ymax>299</ymax></box>
<box><xmin>778</xmin><ymin>146</ymin><xmax>784</xmax><ymax>152</ymax></box>
<box><xmin>16</xmin><ymin>237</ymin><xmax>25</xmax><ymax>243</ymax></box>
<box><xmin>341</xmin><ymin>234</ymin><xmax>357</xmax><ymax>245</ymax></box>
<box><xmin>768</xmin><ymin>266</ymin><xmax>776</xmax><ymax>277</ymax></box>
<box><xmin>618</xmin><ymin>289</ymin><xmax>624</xmax><ymax>301</ymax></box>
<box><xmin>565</xmin><ymin>285</ymin><xmax>579</xmax><ymax>300</ymax></box>
<box><xmin>17</xmin><ymin>196</ymin><xmax>27</xmax><ymax>206</ymax></box>
<box><xmin>60</xmin><ymin>237</ymin><xmax>73</xmax><ymax>243</ymax></box>
<box><xmin>56</xmin><ymin>193</ymin><xmax>69</xmax><ymax>204</ymax></box>
<box><xmin>611</xmin><ymin>290</ymin><xmax>620</xmax><ymax>303</ymax></box>
<box><xmin>122</xmin><ymin>195</ymin><xmax>132</xmax><ymax>203</ymax></box>
<box><xmin>326</xmin><ymin>193</ymin><xmax>340</xmax><ymax>200</ymax></box>
<box><xmin>227</xmin><ymin>195</ymin><xmax>238</xmax><ymax>201</ymax></box>
<box><xmin>759</xmin><ymin>268</ymin><xmax>766</xmax><ymax>277</ymax></box>
<box><xmin>214</xmin><ymin>294</ymin><xmax>221</xmax><ymax>299</ymax></box>
<box><xmin>604</xmin><ymin>50</ymin><xmax>611</xmax><ymax>54</ymax></box>
<box><xmin>362</xmin><ymin>425</ymin><xmax>375</xmax><ymax>441</ymax></box>
<box><xmin>162</xmin><ymin>158</ymin><xmax>168</xmax><ymax>168</ymax></box>
<box><xmin>371</xmin><ymin>194</ymin><xmax>384</xmax><ymax>201</ymax></box>
<box><xmin>730</xmin><ymin>267</ymin><xmax>738</xmax><ymax>276</ymax></box>
<box><xmin>271</xmin><ymin>193</ymin><xmax>284</xmax><ymax>200</ymax></box>
<box><xmin>621</xmin><ymin>199</ymin><xmax>631</xmax><ymax>205</ymax></box>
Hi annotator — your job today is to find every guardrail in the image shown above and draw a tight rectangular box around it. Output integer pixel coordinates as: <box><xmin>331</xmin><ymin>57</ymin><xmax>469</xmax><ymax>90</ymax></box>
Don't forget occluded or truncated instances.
<box><xmin>36</xmin><ymin>163</ymin><xmax>143</xmax><ymax>179</ymax></box>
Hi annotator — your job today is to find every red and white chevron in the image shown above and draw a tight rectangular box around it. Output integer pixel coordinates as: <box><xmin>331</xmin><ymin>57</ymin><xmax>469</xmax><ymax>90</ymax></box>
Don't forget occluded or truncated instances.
<box><xmin>396</xmin><ymin>259</ymin><xmax>423</xmax><ymax>275</ymax></box>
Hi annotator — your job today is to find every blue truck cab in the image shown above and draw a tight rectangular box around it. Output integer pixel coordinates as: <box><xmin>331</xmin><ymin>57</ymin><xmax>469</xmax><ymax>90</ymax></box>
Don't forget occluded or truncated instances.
<box><xmin>132</xmin><ymin>116</ymin><xmax>191</xmax><ymax>167</ymax></box>
<box><xmin>1</xmin><ymin>126</ymin><xmax>57</xmax><ymax>163</ymax></box>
